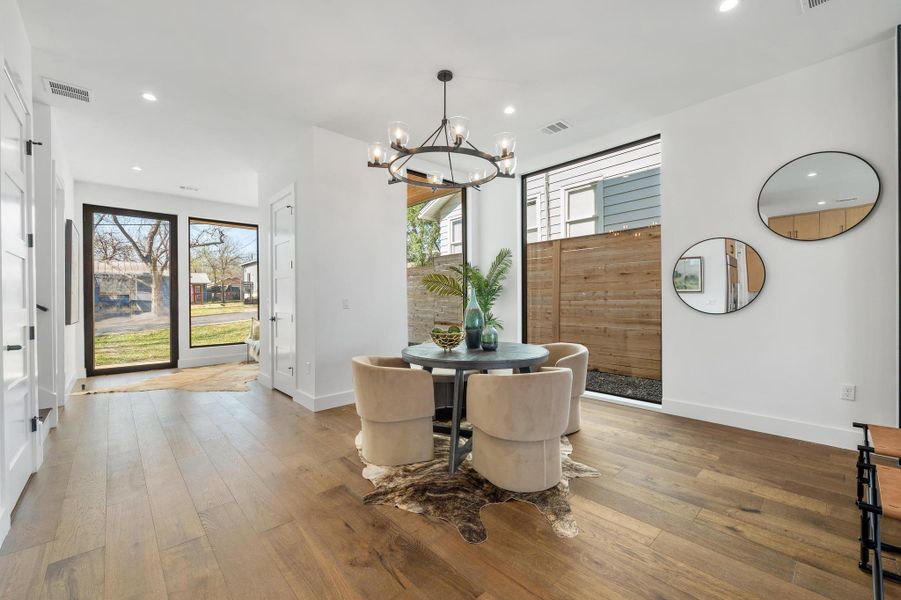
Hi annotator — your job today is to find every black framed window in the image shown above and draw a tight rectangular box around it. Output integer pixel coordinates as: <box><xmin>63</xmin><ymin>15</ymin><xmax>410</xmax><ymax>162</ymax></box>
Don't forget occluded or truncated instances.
<box><xmin>405</xmin><ymin>172</ymin><xmax>467</xmax><ymax>345</ymax></box>
<box><xmin>520</xmin><ymin>135</ymin><xmax>663</xmax><ymax>403</ymax></box>
<box><xmin>188</xmin><ymin>218</ymin><xmax>259</xmax><ymax>348</ymax></box>
<box><xmin>83</xmin><ymin>205</ymin><xmax>179</xmax><ymax>376</ymax></box>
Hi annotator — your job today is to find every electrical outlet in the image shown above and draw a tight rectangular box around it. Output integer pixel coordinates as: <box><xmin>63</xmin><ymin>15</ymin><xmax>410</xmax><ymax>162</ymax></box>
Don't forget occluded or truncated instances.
<box><xmin>841</xmin><ymin>384</ymin><xmax>856</xmax><ymax>401</ymax></box>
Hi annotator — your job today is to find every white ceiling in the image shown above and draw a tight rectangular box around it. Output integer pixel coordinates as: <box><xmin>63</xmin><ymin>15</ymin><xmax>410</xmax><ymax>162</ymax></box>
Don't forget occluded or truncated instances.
<box><xmin>20</xmin><ymin>0</ymin><xmax>901</xmax><ymax>207</ymax></box>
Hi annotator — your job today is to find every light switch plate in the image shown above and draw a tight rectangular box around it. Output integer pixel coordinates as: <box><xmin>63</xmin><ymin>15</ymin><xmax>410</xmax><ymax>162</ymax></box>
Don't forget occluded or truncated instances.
<box><xmin>841</xmin><ymin>384</ymin><xmax>856</xmax><ymax>401</ymax></box>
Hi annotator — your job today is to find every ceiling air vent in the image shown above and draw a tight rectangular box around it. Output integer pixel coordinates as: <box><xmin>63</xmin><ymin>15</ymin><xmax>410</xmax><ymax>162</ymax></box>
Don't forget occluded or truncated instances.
<box><xmin>43</xmin><ymin>78</ymin><xmax>91</xmax><ymax>103</ymax></box>
<box><xmin>179</xmin><ymin>185</ymin><xmax>200</xmax><ymax>192</ymax></box>
<box><xmin>540</xmin><ymin>120</ymin><xmax>571</xmax><ymax>135</ymax></box>
<box><xmin>835</xmin><ymin>196</ymin><xmax>859</xmax><ymax>203</ymax></box>
<box><xmin>799</xmin><ymin>0</ymin><xmax>833</xmax><ymax>13</ymax></box>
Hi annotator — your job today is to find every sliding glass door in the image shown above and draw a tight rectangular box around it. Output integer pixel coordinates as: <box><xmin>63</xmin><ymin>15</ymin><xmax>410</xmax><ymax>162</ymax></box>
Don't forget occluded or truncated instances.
<box><xmin>83</xmin><ymin>205</ymin><xmax>178</xmax><ymax>375</ymax></box>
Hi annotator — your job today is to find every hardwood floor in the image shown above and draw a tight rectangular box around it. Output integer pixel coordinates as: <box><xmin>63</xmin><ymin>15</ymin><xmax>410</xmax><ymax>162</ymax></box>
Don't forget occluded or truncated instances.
<box><xmin>1</xmin><ymin>381</ymin><xmax>897</xmax><ymax>599</ymax></box>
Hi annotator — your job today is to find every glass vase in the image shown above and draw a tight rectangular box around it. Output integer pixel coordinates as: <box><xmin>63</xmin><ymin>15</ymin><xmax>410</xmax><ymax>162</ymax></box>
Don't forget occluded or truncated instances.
<box><xmin>481</xmin><ymin>324</ymin><xmax>498</xmax><ymax>351</ymax></box>
<box><xmin>463</xmin><ymin>286</ymin><xmax>484</xmax><ymax>350</ymax></box>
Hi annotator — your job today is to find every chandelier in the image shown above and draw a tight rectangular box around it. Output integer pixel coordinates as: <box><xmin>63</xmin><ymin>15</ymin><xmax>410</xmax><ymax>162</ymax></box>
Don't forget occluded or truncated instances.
<box><xmin>367</xmin><ymin>70</ymin><xmax>516</xmax><ymax>190</ymax></box>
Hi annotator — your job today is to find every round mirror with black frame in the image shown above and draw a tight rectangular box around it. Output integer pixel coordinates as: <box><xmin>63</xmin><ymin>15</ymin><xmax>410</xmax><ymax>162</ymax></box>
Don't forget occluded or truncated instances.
<box><xmin>758</xmin><ymin>151</ymin><xmax>880</xmax><ymax>241</ymax></box>
<box><xmin>673</xmin><ymin>237</ymin><xmax>765</xmax><ymax>315</ymax></box>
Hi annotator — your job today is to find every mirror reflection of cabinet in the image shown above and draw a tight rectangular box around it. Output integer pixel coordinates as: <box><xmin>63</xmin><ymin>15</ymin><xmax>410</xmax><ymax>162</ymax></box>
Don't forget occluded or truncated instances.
<box><xmin>759</xmin><ymin>152</ymin><xmax>879</xmax><ymax>241</ymax></box>
<box><xmin>766</xmin><ymin>203</ymin><xmax>874</xmax><ymax>240</ymax></box>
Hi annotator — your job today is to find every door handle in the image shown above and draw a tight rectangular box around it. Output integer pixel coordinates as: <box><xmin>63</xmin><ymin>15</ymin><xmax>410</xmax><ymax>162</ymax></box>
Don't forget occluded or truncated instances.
<box><xmin>36</xmin><ymin>304</ymin><xmax>49</xmax><ymax>312</ymax></box>
<box><xmin>269</xmin><ymin>316</ymin><xmax>277</xmax><ymax>322</ymax></box>
<box><xmin>5</xmin><ymin>344</ymin><xmax>23</xmax><ymax>351</ymax></box>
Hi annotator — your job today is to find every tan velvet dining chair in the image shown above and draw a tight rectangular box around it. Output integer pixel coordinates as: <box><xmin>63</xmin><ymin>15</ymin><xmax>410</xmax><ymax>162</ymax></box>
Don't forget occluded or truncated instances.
<box><xmin>540</xmin><ymin>343</ymin><xmax>589</xmax><ymax>435</ymax></box>
<box><xmin>467</xmin><ymin>367</ymin><xmax>572</xmax><ymax>493</ymax></box>
<box><xmin>351</xmin><ymin>356</ymin><xmax>435</xmax><ymax>466</ymax></box>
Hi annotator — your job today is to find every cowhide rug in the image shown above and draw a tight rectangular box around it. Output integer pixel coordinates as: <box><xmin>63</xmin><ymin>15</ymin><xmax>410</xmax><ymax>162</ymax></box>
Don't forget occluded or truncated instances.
<box><xmin>356</xmin><ymin>432</ymin><xmax>599</xmax><ymax>544</ymax></box>
<box><xmin>72</xmin><ymin>362</ymin><xmax>259</xmax><ymax>395</ymax></box>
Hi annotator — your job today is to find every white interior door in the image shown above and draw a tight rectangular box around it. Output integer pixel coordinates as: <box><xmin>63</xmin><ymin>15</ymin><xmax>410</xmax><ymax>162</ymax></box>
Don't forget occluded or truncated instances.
<box><xmin>270</xmin><ymin>187</ymin><xmax>295</xmax><ymax>395</ymax></box>
<box><xmin>0</xmin><ymin>67</ymin><xmax>36</xmax><ymax>521</ymax></box>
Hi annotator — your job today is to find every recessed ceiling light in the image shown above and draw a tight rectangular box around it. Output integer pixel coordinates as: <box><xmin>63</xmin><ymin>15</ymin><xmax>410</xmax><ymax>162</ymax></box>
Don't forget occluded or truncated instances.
<box><xmin>719</xmin><ymin>0</ymin><xmax>739</xmax><ymax>12</ymax></box>
<box><xmin>141</xmin><ymin>92</ymin><xmax>157</xmax><ymax>102</ymax></box>
<box><xmin>807</xmin><ymin>172</ymin><xmax>818</xmax><ymax>177</ymax></box>
<box><xmin>131</xmin><ymin>165</ymin><xmax>142</xmax><ymax>172</ymax></box>
<box><xmin>817</xmin><ymin>201</ymin><xmax>826</xmax><ymax>205</ymax></box>
<box><xmin>503</xmin><ymin>105</ymin><xmax>516</xmax><ymax>115</ymax></box>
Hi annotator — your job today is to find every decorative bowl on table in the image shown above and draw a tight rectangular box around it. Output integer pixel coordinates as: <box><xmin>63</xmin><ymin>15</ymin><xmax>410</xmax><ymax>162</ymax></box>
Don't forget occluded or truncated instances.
<box><xmin>430</xmin><ymin>327</ymin><xmax>465</xmax><ymax>351</ymax></box>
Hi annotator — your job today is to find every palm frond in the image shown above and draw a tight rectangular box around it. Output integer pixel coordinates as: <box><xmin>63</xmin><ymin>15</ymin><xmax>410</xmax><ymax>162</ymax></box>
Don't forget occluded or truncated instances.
<box><xmin>421</xmin><ymin>273</ymin><xmax>465</xmax><ymax>297</ymax></box>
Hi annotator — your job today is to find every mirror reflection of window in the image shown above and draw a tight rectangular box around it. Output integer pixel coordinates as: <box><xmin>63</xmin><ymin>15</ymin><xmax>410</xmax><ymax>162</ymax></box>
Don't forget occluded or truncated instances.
<box><xmin>758</xmin><ymin>152</ymin><xmax>879</xmax><ymax>241</ymax></box>
<box><xmin>674</xmin><ymin>238</ymin><xmax>765</xmax><ymax>315</ymax></box>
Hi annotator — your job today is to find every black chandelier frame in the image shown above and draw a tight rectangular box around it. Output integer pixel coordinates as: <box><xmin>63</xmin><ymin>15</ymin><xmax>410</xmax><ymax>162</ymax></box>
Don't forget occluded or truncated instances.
<box><xmin>368</xmin><ymin>70</ymin><xmax>515</xmax><ymax>190</ymax></box>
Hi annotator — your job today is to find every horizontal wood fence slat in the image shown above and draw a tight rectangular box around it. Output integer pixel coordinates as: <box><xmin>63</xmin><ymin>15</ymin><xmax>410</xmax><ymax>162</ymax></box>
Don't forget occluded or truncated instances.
<box><xmin>526</xmin><ymin>225</ymin><xmax>662</xmax><ymax>380</ymax></box>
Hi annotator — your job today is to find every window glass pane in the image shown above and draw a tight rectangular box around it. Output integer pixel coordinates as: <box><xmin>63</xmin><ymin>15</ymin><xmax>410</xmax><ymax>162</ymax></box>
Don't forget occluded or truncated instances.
<box><xmin>567</xmin><ymin>219</ymin><xmax>595</xmax><ymax>237</ymax></box>
<box><xmin>189</xmin><ymin>219</ymin><xmax>258</xmax><ymax>347</ymax></box>
<box><xmin>526</xmin><ymin>200</ymin><xmax>537</xmax><ymax>229</ymax></box>
<box><xmin>524</xmin><ymin>137</ymin><xmax>662</xmax><ymax>404</ymax></box>
<box><xmin>567</xmin><ymin>187</ymin><xmax>596</xmax><ymax>221</ymax></box>
<box><xmin>406</xmin><ymin>186</ymin><xmax>464</xmax><ymax>348</ymax></box>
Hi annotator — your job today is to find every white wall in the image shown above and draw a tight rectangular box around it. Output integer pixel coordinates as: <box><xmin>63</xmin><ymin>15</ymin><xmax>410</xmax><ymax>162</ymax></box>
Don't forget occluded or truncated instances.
<box><xmin>480</xmin><ymin>38</ymin><xmax>898</xmax><ymax>449</ymax></box>
<box><xmin>71</xmin><ymin>182</ymin><xmax>259</xmax><ymax>372</ymax></box>
<box><xmin>258</xmin><ymin>126</ymin><xmax>407</xmax><ymax>411</ymax></box>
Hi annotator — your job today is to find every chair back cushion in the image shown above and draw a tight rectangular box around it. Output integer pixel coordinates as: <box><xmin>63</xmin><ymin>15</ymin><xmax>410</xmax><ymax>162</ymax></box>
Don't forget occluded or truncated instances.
<box><xmin>541</xmin><ymin>343</ymin><xmax>588</xmax><ymax>396</ymax></box>
<box><xmin>351</xmin><ymin>356</ymin><xmax>434</xmax><ymax>422</ymax></box>
<box><xmin>467</xmin><ymin>367</ymin><xmax>572</xmax><ymax>442</ymax></box>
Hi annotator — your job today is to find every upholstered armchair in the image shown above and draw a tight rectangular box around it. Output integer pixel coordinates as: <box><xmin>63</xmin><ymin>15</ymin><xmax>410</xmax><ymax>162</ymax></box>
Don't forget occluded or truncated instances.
<box><xmin>541</xmin><ymin>343</ymin><xmax>589</xmax><ymax>435</ymax></box>
<box><xmin>467</xmin><ymin>367</ymin><xmax>572</xmax><ymax>492</ymax></box>
<box><xmin>351</xmin><ymin>356</ymin><xmax>435</xmax><ymax>466</ymax></box>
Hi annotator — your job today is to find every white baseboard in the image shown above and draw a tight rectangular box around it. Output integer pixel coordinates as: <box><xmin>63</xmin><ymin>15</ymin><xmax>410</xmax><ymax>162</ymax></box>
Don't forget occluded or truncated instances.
<box><xmin>661</xmin><ymin>397</ymin><xmax>859</xmax><ymax>450</ymax></box>
<box><xmin>292</xmin><ymin>388</ymin><xmax>354</xmax><ymax>412</ymax></box>
<box><xmin>583</xmin><ymin>391</ymin><xmax>664</xmax><ymax>412</ymax></box>
<box><xmin>257</xmin><ymin>372</ymin><xmax>272</xmax><ymax>389</ymax></box>
<box><xmin>0</xmin><ymin>509</ymin><xmax>9</xmax><ymax>549</ymax></box>
<box><xmin>178</xmin><ymin>352</ymin><xmax>247</xmax><ymax>369</ymax></box>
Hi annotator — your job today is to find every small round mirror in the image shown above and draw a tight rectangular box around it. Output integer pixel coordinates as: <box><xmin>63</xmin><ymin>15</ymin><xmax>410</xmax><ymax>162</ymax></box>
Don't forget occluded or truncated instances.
<box><xmin>674</xmin><ymin>238</ymin><xmax>765</xmax><ymax>315</ymax></box>
<box><xmin>758</xmin><ymin>151</ymin><xmax>879</xmax><ymax>241</ymax></box>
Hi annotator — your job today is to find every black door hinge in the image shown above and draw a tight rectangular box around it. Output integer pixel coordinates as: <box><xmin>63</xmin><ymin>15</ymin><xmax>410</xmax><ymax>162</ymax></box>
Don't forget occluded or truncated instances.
<box><xmin>25</xmin><ymin>140</ymin><xmax>43</xmax><ymax>156</ymax></box>
<box><xmin>31</xmin><ymin>416</ymin><xmax>37</xmax><ymax>432</ymax></box>
<box><xmin>27</xmin><ymin>233</ymin><xmax>33</xmax><ymax>248</ymax></box>
<box><xmin>29</xmin><ymin>325</ymin><xmax>35</xmax><ymax>340</ymax></box>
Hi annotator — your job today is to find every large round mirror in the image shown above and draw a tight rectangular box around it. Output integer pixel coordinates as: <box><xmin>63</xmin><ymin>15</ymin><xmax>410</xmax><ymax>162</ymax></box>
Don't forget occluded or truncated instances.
<box><xmin>758</xmin><ymin>151</ymin><xmax>879</xmax><ymax>241</ymax></box>
<box><xmin>674</xmin><ymin>238</ymin><xmax>765</xmax><ymax>315</ymax></box>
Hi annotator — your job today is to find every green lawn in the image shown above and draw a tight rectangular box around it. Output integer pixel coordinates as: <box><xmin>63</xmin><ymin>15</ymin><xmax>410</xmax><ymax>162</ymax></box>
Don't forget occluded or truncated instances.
<box><xmin>94</xmin><ymin>328</ymin><xmax>170</xmax><ymax>367</ymax></box>
<box><xmin>190</xmin><ymin>301</ymin><xmax>253</xmax><ymax>317</ymax></box>
<box><xmin>191</xmin><ymin>320</ymin><xmax>251</xmax><ymax>346</ymax></box>
<box><xmin>94</xmin><ymin>320</ymin><xmax>252</xmax><ymax>366</ymax></box>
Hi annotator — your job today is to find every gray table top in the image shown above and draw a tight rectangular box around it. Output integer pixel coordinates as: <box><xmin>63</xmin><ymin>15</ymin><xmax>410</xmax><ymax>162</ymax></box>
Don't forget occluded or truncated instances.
<box><xmin>401</xmin><ymin>342</ymin><xmax>549</xmax><ymax>371</ymax></box>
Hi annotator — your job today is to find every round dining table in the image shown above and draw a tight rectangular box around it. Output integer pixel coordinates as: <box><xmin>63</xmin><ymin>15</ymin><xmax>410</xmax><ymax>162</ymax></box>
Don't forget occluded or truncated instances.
<box><xmin>401</xmin><ymin>341</ymin><xmax>549</xmax><ymax>474</ymax></box>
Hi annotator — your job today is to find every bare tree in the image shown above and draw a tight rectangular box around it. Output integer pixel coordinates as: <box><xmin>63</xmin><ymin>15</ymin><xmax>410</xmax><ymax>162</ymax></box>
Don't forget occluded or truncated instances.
<box><xmin>93</xmin><ymin>214</ymin><xmax>133</xmax><ymax>264</ymax></box>
<box><xmin>194</xmin><ymin>234</ymin><xmax>243</xmax><ymax>303</ymax></box>
<box><xmin>112</xmin><ymin>216</ymin><xmax>170</xmax><ymax>316</ymax></box>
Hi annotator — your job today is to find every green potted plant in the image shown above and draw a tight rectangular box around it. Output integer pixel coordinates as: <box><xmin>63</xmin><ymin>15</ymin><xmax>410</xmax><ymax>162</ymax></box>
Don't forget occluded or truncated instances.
<box><xmin>422</xmin><ymin>248</ymin><xmax>512</xmax><ymax>350</ymax></box>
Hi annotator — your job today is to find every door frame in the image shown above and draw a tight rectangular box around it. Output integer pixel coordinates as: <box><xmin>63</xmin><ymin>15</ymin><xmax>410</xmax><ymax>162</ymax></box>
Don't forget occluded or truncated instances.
<box><xmin>82</xmin><ymin>204</ymin><xmax>179</xmax><ymax>376</ymax></box>
<box><xmin>267</xmin><ymin>184</ymin><xmax>295</xmax><ymax>393</ymax></box>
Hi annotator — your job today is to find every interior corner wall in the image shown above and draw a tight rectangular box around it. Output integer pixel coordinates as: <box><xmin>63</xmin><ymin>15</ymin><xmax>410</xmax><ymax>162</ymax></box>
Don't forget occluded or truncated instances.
<box><xmin>72</xmin><ymin>182</ymin><xmax>259</xmax><ymax>371</ymax></box>
<box><xmin>258</xmin><ymin>126</ymin><xmax>406</xmax><ymax>411</ymax></box>
<box><xmin>497</xmin><ymin>37</ymin><xmax>898</xmax><ymax>449</ymax></box>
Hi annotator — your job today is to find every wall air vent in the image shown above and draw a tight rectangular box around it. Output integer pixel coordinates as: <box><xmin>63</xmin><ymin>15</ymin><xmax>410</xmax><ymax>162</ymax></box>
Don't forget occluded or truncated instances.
<box><xmin>179</xmin><ymin>185</ymin><xmax>200</xmax><ymax>192</ymax></box>
<box><xmin>799</xmin><ymin>0</ymin><xmax>833</xmax><ymax>13</ymax></box>
<box><xmin>540</xmin><ymin>120</ymin><xmax>571</xmax><ymax>135</ymax></box>
<box><xmin>43</xmin><ymin>78</ymin><xmax>91</xmax><ymax>103</ymax></box>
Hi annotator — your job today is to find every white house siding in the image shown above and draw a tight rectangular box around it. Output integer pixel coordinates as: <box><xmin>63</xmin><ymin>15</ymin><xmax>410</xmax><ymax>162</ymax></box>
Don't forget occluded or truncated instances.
<box><xmin>524</xmin><ymin>138</ymin><xmax>661</xmax><ymax>241</ymax></box>
<box><xmin>437</xmin><ymin>198</ymin><xmax>463</xmax><ymax>256</ymax></box>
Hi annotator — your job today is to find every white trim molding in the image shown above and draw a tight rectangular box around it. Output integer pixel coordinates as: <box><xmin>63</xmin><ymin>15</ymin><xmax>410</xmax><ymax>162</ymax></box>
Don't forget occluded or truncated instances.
<box><xmin>293</xmin><ymin>388</ymin><xmax>355</xmax><ymax>412</ymax></box>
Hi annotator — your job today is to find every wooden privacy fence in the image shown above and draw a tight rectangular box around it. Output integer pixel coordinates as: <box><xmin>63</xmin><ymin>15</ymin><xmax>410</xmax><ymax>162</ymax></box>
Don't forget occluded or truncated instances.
<box><xmin>526</xmin><ymin>225</ymin><xmax>661</xmax><ymax>380</ymax></box>
<box><xmin>407</xmin><ymin>253</ymin><xmax>464</xmax><ymax>344</ymax></box>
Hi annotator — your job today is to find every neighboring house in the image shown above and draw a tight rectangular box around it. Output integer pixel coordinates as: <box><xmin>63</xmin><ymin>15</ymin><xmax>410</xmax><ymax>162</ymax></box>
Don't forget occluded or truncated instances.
<box><xmin>92</xmin><ymin>260</ymin><xmax>171</xmax><ymax>314</ymax></box>
<box><xmin>190</xmin><ymin>272</ymin><xmax>210</xmax><ymax>304</ymax></box>
<box><xmin>206</xmin><ymin>277</ymin><xmax>243</xmax><ymax>302</ymax></box>
<box><xmin>523</xmin><ymin>139</ymin><xmax>661</xmax><ymax>242</ymax></box>
<box><xmin>242</xmin><ymin>260</ymin><xmax>258</xmax><ymax>304</ymax></box>
<box><xmin>416</xmin><ymin>191</ymin><xmax>463</xmax><ymax>256</ymax></box>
